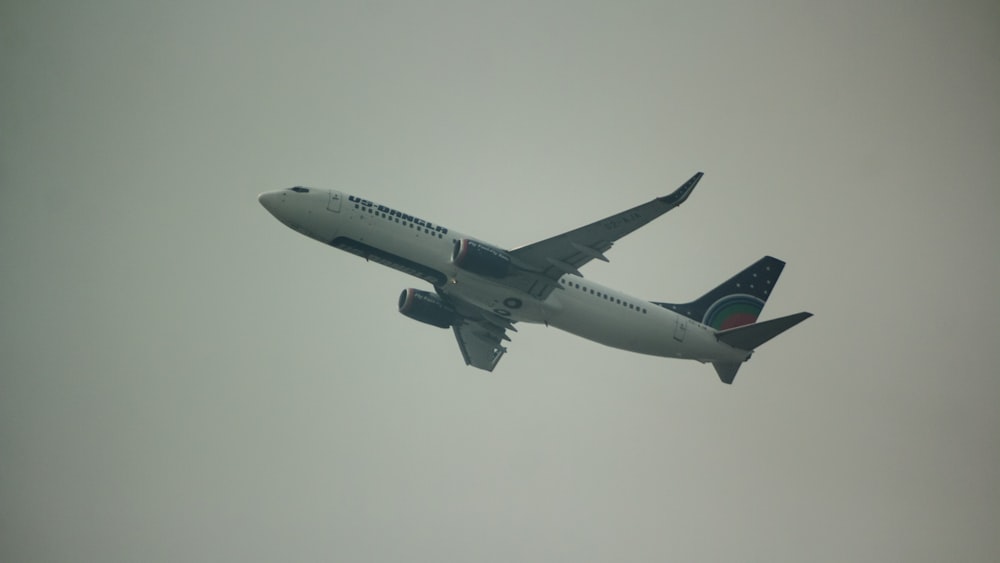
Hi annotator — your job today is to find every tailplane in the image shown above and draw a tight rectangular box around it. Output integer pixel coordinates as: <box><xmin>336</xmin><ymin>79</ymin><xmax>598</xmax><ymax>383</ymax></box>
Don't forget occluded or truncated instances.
<box><xmin>710</xmin><ymin>312</ymin><xmax>812</xmax><ymax>384</ymax></box>
<box><xmin>712</xmin><ymin>362</ymin><xmax>742</xmax><ymax>385</ymax></box>
<box><xmin>714</xmin><ymin>312</ymin><xmax>813</xmax><ymax>351</ymax></box>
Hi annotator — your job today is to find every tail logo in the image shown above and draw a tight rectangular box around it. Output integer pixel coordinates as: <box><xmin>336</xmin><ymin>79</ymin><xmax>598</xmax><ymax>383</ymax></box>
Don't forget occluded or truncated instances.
<box><xmin>703</xmin><ymin>294</ymin><xmax>765</xmax><ymax>330</ymax></box>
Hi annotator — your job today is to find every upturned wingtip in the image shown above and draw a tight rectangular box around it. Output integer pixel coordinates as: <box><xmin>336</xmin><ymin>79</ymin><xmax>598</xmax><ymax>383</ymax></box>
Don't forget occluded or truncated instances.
<box><xmin>659</xmin><ymin>172</ymin><xmax>703</xmax><ymax>206</ymax></box>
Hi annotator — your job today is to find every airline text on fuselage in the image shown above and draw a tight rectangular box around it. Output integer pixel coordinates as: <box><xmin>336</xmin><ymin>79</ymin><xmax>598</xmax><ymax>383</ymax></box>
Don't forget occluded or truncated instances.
<box><xmin>348</xmin><ymin>195</ymin><xmax>449</xmax><ymax>235</ymax></box>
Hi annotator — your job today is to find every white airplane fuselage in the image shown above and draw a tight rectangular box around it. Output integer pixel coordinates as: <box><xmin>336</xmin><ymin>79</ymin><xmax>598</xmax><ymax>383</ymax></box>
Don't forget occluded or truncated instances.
<box><xmin>259</xmin><ymin>187</ymin><xmax>749</xmax><ymax>365</ymax></box>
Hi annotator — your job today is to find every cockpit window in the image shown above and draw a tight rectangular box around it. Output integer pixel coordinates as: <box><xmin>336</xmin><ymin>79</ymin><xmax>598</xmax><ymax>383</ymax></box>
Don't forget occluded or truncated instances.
<box><xmin>290</xmin><ymin>187</ymin><xmax>310</xmax><ymax>193</ymax></box>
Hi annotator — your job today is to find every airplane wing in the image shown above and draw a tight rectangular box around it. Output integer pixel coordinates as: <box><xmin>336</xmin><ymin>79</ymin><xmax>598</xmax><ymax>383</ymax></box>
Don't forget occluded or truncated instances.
<box><xmin>452</xmin><ymin>320</ymin><xmax>508</xmax><ymax>371</ymax></box>
<box><xmin>439</xmin><ymin>290</ymin><xmax>514</xmax><ymax>372</ymax></box>
<box><xmin>504</xmin><ymin>172</ymin><xmax>703</xmax><ymax>299</ymax></box>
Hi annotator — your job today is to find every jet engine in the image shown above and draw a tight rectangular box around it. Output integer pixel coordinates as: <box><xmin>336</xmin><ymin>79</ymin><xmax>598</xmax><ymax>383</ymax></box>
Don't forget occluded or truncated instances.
<box><xmin>398</xmin><ymin>288</ymin><xmax>455</xmax><ymax>329</ymax></box>
<box><xmin>452</xmin><ymin>239</ymin><xmax>511</xmax><ymax>278</ymax></box>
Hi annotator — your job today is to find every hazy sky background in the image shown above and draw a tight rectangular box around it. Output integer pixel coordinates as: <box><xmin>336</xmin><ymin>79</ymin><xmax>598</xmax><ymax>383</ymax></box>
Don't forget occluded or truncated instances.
<box><xmin>2</xmin><ymin>2</ymin><xmax>998</xmax><ymax>561</ymax></box>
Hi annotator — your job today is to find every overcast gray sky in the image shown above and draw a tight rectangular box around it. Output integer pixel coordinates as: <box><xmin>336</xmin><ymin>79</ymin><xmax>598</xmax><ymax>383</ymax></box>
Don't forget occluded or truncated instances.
<box><xmin>2</xmin><ymin>1</ymin><xmax>998</xmax><ymax>561</ymax></box>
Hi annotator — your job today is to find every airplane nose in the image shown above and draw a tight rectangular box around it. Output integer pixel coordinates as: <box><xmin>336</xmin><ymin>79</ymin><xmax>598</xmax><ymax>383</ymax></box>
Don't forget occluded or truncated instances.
<box><xmin>258</xmin><ymin>191</ymin><xmax>283</xmax><ymax>215</ymax></box>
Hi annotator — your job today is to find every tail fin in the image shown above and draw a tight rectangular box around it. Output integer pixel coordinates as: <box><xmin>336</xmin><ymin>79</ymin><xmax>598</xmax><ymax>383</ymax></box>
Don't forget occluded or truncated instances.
<box><xmin>654</xmin><ymin>256</ymin><xmax>785</xmax><ymax>330</ymax></box>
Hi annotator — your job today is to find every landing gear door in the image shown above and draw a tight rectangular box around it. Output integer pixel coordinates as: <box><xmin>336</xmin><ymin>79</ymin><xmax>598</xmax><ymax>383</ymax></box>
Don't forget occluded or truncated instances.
<box><xmin>327</xmin><ymin>191</ymin><xmax>342</xmax><ymax>213</ymax></box>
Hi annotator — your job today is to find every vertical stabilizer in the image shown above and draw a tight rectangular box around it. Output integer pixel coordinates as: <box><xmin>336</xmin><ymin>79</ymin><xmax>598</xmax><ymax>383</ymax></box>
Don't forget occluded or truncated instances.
<box><xmin>655</xmin><ymin>256</ymin><xmax>785</xmax><ymax>330</ymax></box>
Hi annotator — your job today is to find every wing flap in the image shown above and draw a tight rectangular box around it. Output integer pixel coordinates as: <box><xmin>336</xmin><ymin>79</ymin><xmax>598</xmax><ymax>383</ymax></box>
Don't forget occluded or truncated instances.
<box><xmin>439</xmin><ymin>289</ymin><xmax>513</xmax><ymax>372</ymax></box>
<box><xmin>452</xmin><ymin>321</ymin><xmax>507</xmax><ymax>372</ymax></box>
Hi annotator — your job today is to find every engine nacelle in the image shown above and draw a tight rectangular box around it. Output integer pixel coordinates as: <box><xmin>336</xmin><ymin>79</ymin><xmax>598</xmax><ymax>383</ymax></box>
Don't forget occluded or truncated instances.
<box><xmin>398</xmin><ymin>288</ymin><xmax>455</xmax><ymax>329</ymax></box>
<box><xmin>452</xmin><ymin>239</ymin><xmax>511</xmax><ymax>278</ymax></box>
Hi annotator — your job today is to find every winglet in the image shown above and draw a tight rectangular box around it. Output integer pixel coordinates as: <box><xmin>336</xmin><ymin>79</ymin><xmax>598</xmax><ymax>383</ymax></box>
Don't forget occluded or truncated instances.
<box><xmin>658</xmin><ymin>172</ymin><xmax>703</xmax><ymax>206</ymax></box>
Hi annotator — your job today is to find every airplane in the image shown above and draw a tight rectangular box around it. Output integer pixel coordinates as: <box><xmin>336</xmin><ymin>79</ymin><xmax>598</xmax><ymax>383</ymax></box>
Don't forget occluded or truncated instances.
<box><xmin>258</xmin><ymin>173</ymin><xmax>811</xmax><ymax>383</ymax></box>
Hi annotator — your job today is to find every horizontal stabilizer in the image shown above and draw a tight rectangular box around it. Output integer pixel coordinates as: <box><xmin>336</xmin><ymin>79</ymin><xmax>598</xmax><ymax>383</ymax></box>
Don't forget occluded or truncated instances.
<box><xmin>713</xmin><ymin>362</ymin><xmax>742</xmax><ymax>384</ymax></box>
<box><xmin>715</xmin><ymin>312</ymin><xmax>812</xmax><ymax>351</ymax></box>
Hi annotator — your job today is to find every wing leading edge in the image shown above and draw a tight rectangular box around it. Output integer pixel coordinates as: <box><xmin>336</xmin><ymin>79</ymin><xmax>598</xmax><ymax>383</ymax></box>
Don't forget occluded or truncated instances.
<box><xmin>505</xmin><ymin>172</ymin><xmax>703</xmax><ymax>299</ymax></box>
